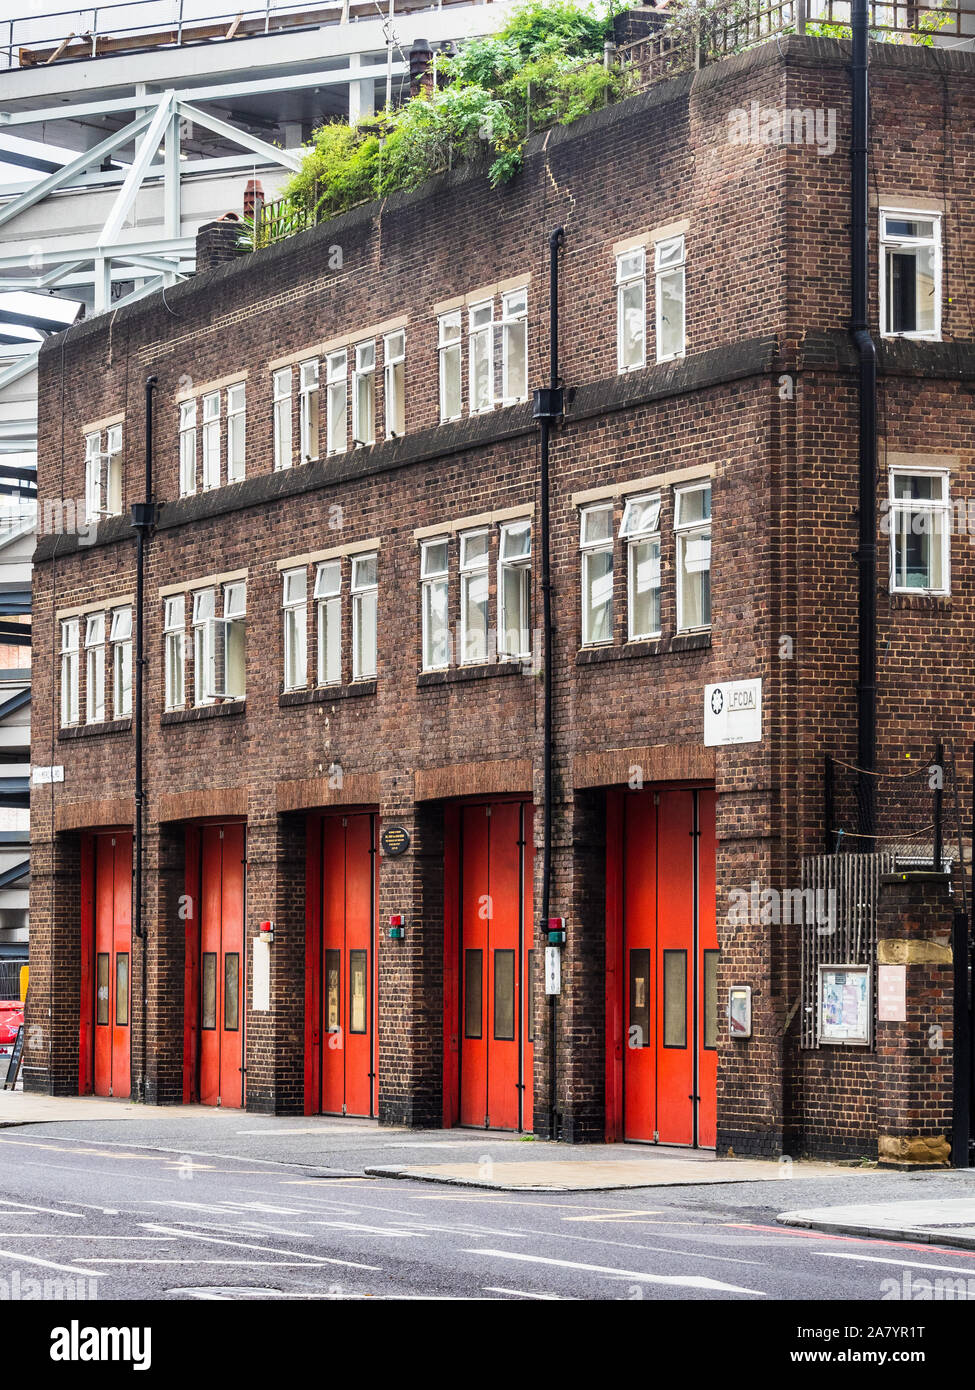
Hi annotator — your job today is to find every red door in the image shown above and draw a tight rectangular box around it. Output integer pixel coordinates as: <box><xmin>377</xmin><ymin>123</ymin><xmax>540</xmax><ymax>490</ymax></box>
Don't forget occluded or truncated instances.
<box><xmin>317</xmin><ymin>813</ymin><xmax>378</xmax><ymax>1118</ymax></box>
<box><xmin>198</xmin><ymin>823</ymin><xmax>245</xmax><ymax>1108</ymax></box>
<box><xmin>608</xmin><ymin>787</ymin><xmax>717</xmax><ymax>1147</ymax></box>
<box><xmin>88</xmin><ymin>833</ymin><xmax>132</xmax><ymax>1099</ymax></box>
<box><xmin>457</xmin><ymin>801</ymin><xmax>533</xmax><ymax>1131</ymax></box>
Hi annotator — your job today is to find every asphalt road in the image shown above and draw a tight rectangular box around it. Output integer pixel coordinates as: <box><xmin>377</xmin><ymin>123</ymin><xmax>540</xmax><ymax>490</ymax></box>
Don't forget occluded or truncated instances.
<box><xmin>1</xmin><ymin>1115</ymin><xmax>975</xmax><ymax>1305</ymax></box>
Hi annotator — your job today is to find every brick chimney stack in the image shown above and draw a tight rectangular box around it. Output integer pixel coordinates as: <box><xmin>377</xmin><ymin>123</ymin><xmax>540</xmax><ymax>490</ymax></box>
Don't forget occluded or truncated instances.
<box><xmin>195</xmin><ymin>213</ymin><xmax>241</xmax><ymax>273</ymax></box>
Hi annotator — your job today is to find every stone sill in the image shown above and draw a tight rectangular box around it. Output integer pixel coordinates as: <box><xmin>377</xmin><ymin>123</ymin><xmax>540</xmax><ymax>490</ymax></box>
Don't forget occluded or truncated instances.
<box><xmin>576</xmin><ymin>631</ymin><xmax>711</xmax><ymax>664</ymax></box>
<box><xmin>884</xmin><ymin>590</ymin><xmax>951</xmax><ymax>611</ymax></box>
<box><xmin>59</xmin><ymin>718</ymin><xmax>132</xmax><ymax>741</ymax></box>
<box><xmin>418</xmin><ymin>661</ymin><xmax>529</xmax><ymax>688</ymax></box>
<box><xmin>280</xmin><ymin>680</ymin><xmax>377</xmax><ymax>707</ymax></box>
<box><xmin>161</xmin><ymin>701</ymin><xmax>246</xmax><ymax>726</ymax></box>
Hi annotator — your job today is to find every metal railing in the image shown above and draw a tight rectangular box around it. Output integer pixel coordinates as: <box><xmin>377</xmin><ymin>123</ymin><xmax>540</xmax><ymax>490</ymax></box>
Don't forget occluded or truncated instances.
<box><xmin>3</xmin><ymin>0</ymin><xmax>467</xmax><ymax>69</ymax></box>
<box><xmin>619</xmin><ymin>0</ymin><xmax>968</xmax><ymax>88</ymax></box>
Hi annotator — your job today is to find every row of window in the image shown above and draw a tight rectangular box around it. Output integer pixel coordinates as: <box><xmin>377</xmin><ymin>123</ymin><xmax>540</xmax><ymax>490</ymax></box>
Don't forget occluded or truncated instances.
<box><xmin>59</xmin><ymin>459</ymin><xmax>954</xmax><ymax>727</ymax></box>
<box><xmin>60</xmin><ymin>605</ymin><xmax>132</xmax><ymax>728</ymax></box>
<box><xmin>82</xmin><ymin>209</ymin><xmax>942</xmax><ymax>517</ymax></box>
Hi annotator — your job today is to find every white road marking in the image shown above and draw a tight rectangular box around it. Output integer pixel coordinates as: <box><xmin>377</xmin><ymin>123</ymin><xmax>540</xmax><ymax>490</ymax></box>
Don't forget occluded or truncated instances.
<box><xmin>484</xmin><ymin>1286</ymin><xmax>565</xmax><ymax>1299</ymax></box>
<box><xmin>563</xmin><ymin>1209</ymin><xmax>663</xmax><ymax>1222</ymax></box>
<box><xmin>462</xmin><ymin>1249</ymin><xmax>767</xmax><ymax>1295</ymax></box>
<box><xmin>139</xmin><ymin>1222</ymin><xmax>381</xmax><ymax>1270</ymax></box>
<box><xmin>0</xmin><ymin>1235</ymin><xmax>168</xmax><ymax>1240</ymax></box>
<box><xmin>0</xmin><ymin>1248</ymin><xmax>104</xmax><ymax>1277</ymax></box>
<box><xmin>818</xmin><ymin>1251</ymin><xmax>975</xmax><ymax>1275</ymax></box>
<box><xmin>0</xmin><ymin>1199</ymin><xmax>84</xmax><ymax>1218</ymax></box>
<box><xmin>78</xmin><ymin>1259</ymin><xmax>351</xmax><ymax>1267</ymax></box>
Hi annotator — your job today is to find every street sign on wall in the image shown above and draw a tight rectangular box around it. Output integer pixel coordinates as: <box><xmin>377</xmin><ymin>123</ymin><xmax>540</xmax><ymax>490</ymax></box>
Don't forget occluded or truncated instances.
<box><xmin>704</xmin><ymin>679</ymin><xmax>762</xmax><ymax>746</ymax></box>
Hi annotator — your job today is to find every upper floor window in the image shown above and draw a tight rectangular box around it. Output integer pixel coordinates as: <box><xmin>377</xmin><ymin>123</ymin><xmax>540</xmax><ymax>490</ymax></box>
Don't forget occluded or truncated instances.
<box><xmin>60</xmin><ymin>618</ymin><xmax>80</xmax><ymax>727</ymax></box>
<box><xmin>616</xmin><ymin>248</ymin><xmax>646</xmax><ymax>373</ymax></box>
<box><xmin>273</xmin><ymin>368</ymin><xmax>293</xmax><ymax>471</ymax></box>
<box><xmin>655</xmin><ymin>235</ymin><xmax>686</xmax><ymax>362</ymax></box>
<box><xmin>352</xmin><ymin>341</ymin><xmax>375</xmax><ymax>447</ymax></box>
<box><xmin>227</xmin><ymin>383</ymin><xmax>246</xmax><ymax>483</ymax></box>
<box><xmin>469</xmin><ymin>301</ymin><xmax>494</xmax><ymax>415</ymax></box>
<box><xmin>501</xmin><ymin>289</ymin><xmax>528</xmax><ymax>404</ymax></box>
<box><xmin>421</xmin><ymin>538</ymin><xmax>450</xmax><ymax>671</ymax></box>
<box><xmin>326</xmin><ymin>350</ymin><xmax>347</xmax><ymax>456</ymax></box>
<box><xmin>384</xmin><ymin>330</ymin><xmax>406</xmax><ymax>438</ymax></box>
<box><xmin>192</xmin><ymin>582</ymin><xmax>246</xmax><ymax>706</ymax></box>
<box><xmin>282</xmin><ymin>568</ymin><xmax>308</xmax><ymax>691</ymax></box>
<box><xmin>888</xmin><ymin>468</ymin><xmax>949</xmax><ymax>594</ymax></box>
<box><xmin>110</xmin><ymin>606</ymin><xmax>133</xmax><ymax>719</ymax></box>
<box><xmin>438</xmin><ymin>311</ymin><xmax>462</xmax><ymax>422</ymax></box>
<box><xmin>580</xmin><ymin>503</ymin><xmax>614</xmax><ymax>645</ymax></box>
<box><xmin>179</xmin><ymin>401</ymin><xmax>197</xmax><ymax>497</ymax></box>
<box><xmin>675</xmin><ymin>483</ymin><xmax>711</xmax><ymax>632</ymax></box>
<box><xmin>84</xmin><ymin>424</ymin><xmax>123</xmax><ymax>519</ymax></box>
<box><xmin>85</xmin><ymin>613</ymin><xmax>106</xmax><ymax>724</ymax></box>
<box><xmin>620</xmin><ymin>494</ymin><xmax>661</xmax><ymax>640</ymax></box>
<box><xmin>299</xmin><ymin>359</ymin><xmax>320</xmax><ymax>463</ymax></box>
<box><xmin>314</xmin><ymin>560</ymin><xmax>342</xmax><ymax>686</ymax></box>
<box><xmin>459</xmin><ymin>529</ymin><xmax>490</xmax><ymax>663</ymax></box>
<box><xmin>164</xmin><ymin>595</ymin><xmax>185</xmax><ymax>710</ymax></box>
<box><xmin>202</xmin><ymin>392</ymin><xmax>221</xmax><ymax>491</ymax></box>
<box><xmin>350</xmin><ymin>554</ymin><xmax>378</xmax><ymax>680</ymax></box>
<box><xmin>180</xmin><ymin>383</ymin><xmax>245</xmax><ymax>496</ymax></box>
<box><xmin>498</xmin><ymin>519</ymin><xmax>531</xmax><ymax>658</ymax></box>
<box><xmin>880</xmin><ymin>209</ymin><xmax>941</xmax><ymax>340</ymax></box>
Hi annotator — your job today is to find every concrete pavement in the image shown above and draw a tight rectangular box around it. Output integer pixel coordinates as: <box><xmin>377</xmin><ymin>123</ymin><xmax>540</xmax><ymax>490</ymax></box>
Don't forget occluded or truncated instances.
<box><xmin>779</xmin><ymin>1196</ymin><xmax>975</xmax><ymax>1249</ymax></box>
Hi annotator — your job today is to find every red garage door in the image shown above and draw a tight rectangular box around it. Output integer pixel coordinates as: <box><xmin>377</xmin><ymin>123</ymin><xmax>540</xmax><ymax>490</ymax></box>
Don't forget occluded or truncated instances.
<box><xmin>81</xmin><ymin>832</ymin><xmax>132</xmax><ymax>1099</ymax></box>
<box><xmin>304</xmin><ymin>812</ymin><xmax>378</xmax><ymax>1118</ymax></box>
<box><xmin>606</xmin><ymin>787</ymin><xmax>717</xmax><ymax>1147</ymax></box>
<box><xmin>447</xmin><ymin>800</ymin><xmax>533</xmax><ymax>1133</ymax></box>
<box><xmin>198</xmin><ymin>823</ymin><xmax>245</xmax><ymax>1109</ymax></box>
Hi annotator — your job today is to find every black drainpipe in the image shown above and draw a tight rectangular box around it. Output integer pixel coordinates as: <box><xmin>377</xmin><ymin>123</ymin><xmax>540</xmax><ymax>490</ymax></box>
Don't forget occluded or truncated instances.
<box><xmin>533</xmin><ymin>227</ymin><xmax>564</xmax><ymax>1141</ymax></box>
<box><xmin>851</xmin><ymin>0</ymin><xmax>877</xmax><ymax>835</ymax></box>
<box><xmin>132</xmin><ymin>375</ymin><xmax>158</xmax><ymax>1101</ymax></box>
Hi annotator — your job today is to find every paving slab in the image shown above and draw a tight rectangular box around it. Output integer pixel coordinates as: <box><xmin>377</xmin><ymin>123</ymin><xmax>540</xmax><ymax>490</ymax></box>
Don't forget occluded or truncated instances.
<box><xmin>366</xmin><ymin>1156</ymin><xmax>872</xmax><ymax>1191</ymax></box>
<box><xmin>0</xmin><ymin>1091</ymin><xmax>236</xmax><ymax>1127</ymax></box>
<box><xmin>779</xmin><ymin>1197</ymin><xmax>975</xmax><ymax>1248</ymax></box>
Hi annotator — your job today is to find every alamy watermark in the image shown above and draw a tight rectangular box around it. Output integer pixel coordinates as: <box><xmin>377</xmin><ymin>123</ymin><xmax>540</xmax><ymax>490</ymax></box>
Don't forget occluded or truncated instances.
<box><xmin>728</xmin><ymin>102</ymin><xmax>837</xmax><ymax>157</ymax></box>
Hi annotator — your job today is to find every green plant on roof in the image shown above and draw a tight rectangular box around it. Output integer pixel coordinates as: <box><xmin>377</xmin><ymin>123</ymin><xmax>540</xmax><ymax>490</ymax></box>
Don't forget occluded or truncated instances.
<box><xmin>275</xmin><ymin>1</ymin><xmax>630</xmax><ymax>234</ymax></box>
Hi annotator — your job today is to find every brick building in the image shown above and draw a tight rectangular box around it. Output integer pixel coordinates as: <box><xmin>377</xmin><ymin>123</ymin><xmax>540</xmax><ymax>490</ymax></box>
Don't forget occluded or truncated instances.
<box><xmin>26</xmin><ymin>30</ymin><xmax>975</xmax><ymax>1160</ymax></box>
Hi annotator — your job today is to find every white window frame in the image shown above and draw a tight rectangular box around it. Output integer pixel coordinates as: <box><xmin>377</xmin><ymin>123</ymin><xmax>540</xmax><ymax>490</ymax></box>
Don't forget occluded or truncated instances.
<box><xmin>620</xmin><ymin>494</ymin><xmax>662</xmax><ymax>641</ymax></box>
<box><xmin>84</xmin><ymin>612</ymin><xmax>106</xmax><ymax>724</ymax></box>
<box><xmin>655</xmin><ymin>234</ymin><xmax>686</xmax><ymax>363</ymax></box>
<box><xmin>299</xmin><ymin>358</ymin><xmax>320</xmax><ymax>463</ymax></box>
<box><xmin>888</xmin><ymin>466</ymin><xmax>950</xmax><ymax>596</ymax></box>
<box><xmin>282</xmin><ymin>568</ymin><xmax>308</xmax><ymax>691</ymax></box>
<box><xmin>326</xmin><ymin>350</ymin><xmax>348</xmax><ymax>456</ymax></box>
<box><xmin>350</xmin><ymin>553</ymin><xmax>377</xmax><ymax>681</ymax></box>
<box><xmin>879</xmin><ymin>207</ymin><xmax>942</xmax><ymax>341</ymax></box>
<box><xmin>459</xmin><ymin>528</ymin><xmax>490</xmax><ymax>664</ymax></box>
<box><xmin>352</xmin><ymin>340</ymin><xmax>375</xmax><ymax>447</ymax></box>
<box><xmin>163</xmin><ymin>594</ymin><xmax>185</xmax><ymax>711</ymax></box>
<box><xmin>110</xmin><ymin>605</ymin><xmax>133</xmax><ymax>719</ymax></box>
<box><xmin>498</xmin><ymin>519</ymin><xmax>531</xmax><ymax>659</ymax></box>
<box><xmin>218</xmin><ymin>582</ymin><xmax>247</xmax><ymax>701</ymax></box>
<box><xmin>674</xmin><ymin>482</ymin><xmax>712</xmax><ymax>634</ymax></box>
<box><xmin>580</xmin><ymin>502</ymin><xmax>615</xmax><ymax>646</ymax></box>
<box><xmin>501</xmin><ymin>288</ymin><xmax>528</xmax><ymax>405</ymax></box>
<box><xmin>179</xmin><ymin>400</ymin><xmax>197</xmax><ymax>497</ymax></box>
<box><xmin>384</xmin><ymin>330</ymin><xmax>406</xmax><ymax>439</ymax></box>
<box><xmin>616</xmin><ymin>247</ymin><xmax>647</xmax><ymax>374</ymax></box>
<box><xmin>273</xmin><ymin>368</ymin><xmax>293</xmax><ymax>471</ymax></box>
<box><xmin>60</xmin><ymin>617</ymin><xmax>80</xmax><ymax>727</ymax></box>
<box><xmin>469</xmin><ymin>300</ymin><xmax>494</xmax><ymax>414</ymax></box>
<box><xmin>226</xmin><ymin>383</ymin><xmax>246</xmax><ymax>483</ymax></box>
<box><xmin>104</xmin><ymin>424</ymin><xmax>123</xmax><ymax>516</ymax></box>
<box><xmin>438</xmin><ymin>310</ymin><xmax>462</xmax><ymax>422</ymax></box>
<box><xmin>84</xmin><ymin>432</ymin><xmax>102</xmax><ymax>521</ymax></box>
<box><xmin>314</xmin><ymin>560</ymin><xmax>342</xmax><ymax>686</ymax></box>
<box><xmin>420</xmin><ymin>537</ymin><xmax>450</xmax><ymax>672</ymax></box>
<box><xmin>202</xmin><ymin>391</ymin><xmax>221</xmax><ymax>491</ymax></box>
<box><xmin>192</xmin><ymin>588</ymin><xmax>216</xmax><ymax>707</ymax></box>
